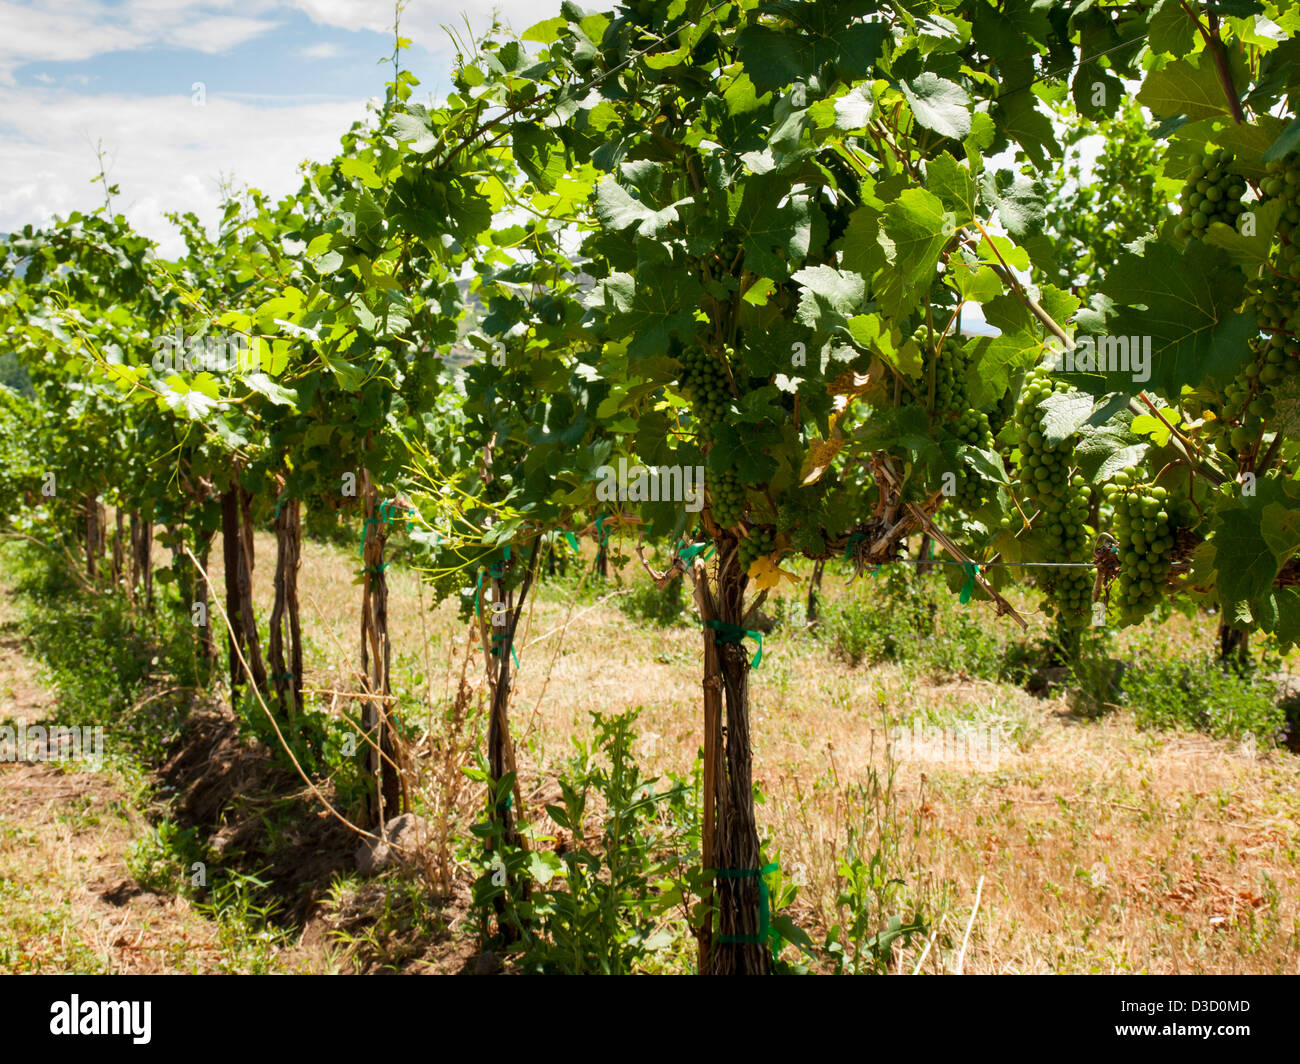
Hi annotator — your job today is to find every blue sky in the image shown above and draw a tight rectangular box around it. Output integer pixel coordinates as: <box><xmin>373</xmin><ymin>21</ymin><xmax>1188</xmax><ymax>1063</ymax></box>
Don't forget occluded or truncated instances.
<box><xmin>0</xmin><ymin>0</ymin><xmax>553</xmax><ymax>255</ymax></box>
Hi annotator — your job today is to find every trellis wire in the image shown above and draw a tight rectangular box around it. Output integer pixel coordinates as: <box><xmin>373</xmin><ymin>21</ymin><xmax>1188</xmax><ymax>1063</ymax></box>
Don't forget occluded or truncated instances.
<box><xmin>861</xmin><ymin>559</ymin><xmax>1097</xmax><ymax>568</ymax></box>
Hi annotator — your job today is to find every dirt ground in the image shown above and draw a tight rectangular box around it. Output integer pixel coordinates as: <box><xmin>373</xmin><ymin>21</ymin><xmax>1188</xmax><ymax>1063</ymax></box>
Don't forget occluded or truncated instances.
<box><xmin>3</xmin><ymin>536</ymin><xmax>1298</xmax><ymax>974</ymax></box>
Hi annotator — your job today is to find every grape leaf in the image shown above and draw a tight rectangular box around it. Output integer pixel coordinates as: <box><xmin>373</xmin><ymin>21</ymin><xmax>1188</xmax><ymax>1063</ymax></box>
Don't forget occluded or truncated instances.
<box><xmin>1139</xmin><ymin>53</ymin><xmax>1243</xmax><ymax>123</ymax></box>
<box><xmin>1096</xmin><ymin>239</ymin><xmax>1255</xmax><ymax>398</ymax></box>
<box><xmin>873</xmin><ymin>188</ymin><xmax>955</xmax><ymax>319</ymax></box>
<box><xmin>901</xmin><ymin>75</ymin><xmax>972</xmax><ymax>140</ymax></box>
<box><xmin>1039</xmin><ymin>390</ymin><xmax>1094</xmax><ymax>446</ymax></box>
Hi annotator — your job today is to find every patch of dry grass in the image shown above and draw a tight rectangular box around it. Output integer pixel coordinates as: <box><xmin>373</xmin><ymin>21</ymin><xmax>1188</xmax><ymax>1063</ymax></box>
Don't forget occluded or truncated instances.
<box><xmin>213</xmin><ymin>530</ymin><xmax>1300</xmax><ymax>974</ymax></box>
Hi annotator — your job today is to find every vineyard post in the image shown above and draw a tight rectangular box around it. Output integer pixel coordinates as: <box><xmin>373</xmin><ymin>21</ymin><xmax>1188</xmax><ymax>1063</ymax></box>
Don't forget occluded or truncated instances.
<box><xmin>220</xmin><ymin>488</ymin><xmax>243</xmax><ymax>694</ymax></box>
<box><xmin>111</xmin><ymin>507</ymin><xmax>124</xmax><ymax>585</ymax></box>
<box><xmin>236</xmin><ymin>488</ymin><xmax>267</xmax><ymax>693</ymax></box>
<box><xmin>268</xmin><ymin>495</ymin><xmax>304</xmax><ymax>729</ymax></box>
<box><xmin>83</xmin><ymin>494</ymin><xmax>98</xmax><ymax>582</ymax></box>
<box><xmin>359</xmin><ymin>475</ymin><xmax>402</xmax><ymax>826</ymax></box>
<box><xmin>690</xmin><ymin>558</ymin><xmax>722</xmax><ymax>972</ymax></box>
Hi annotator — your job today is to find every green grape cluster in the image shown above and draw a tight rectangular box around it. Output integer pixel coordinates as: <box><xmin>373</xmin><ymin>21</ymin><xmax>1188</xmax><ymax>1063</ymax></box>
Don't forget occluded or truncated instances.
<box><xmin>1174</xmin><ymin>148</ymin><xmax>1245</xmax><ymax>241</ymax></box>
<box><xmin>1261</xmin><ymin>151</ymin><xmax>1300</xmax><ymax>238</ymax></box>
<box><xmin>1199</xmin><ymin>335</ymin><xmax>1300</xmax><ymax>453</ymax></box>
<box><xmin>1051</xmin><ymin>568</ymin><xmax>1095</xmax><ymax>628</ymax></box>
<box><xmin>1245</xmin><ymin>239</ymin><xmax>1300</xmax><ymax>337</ymax></box>
<box><xmin>932</xmin><ymin>330</ymin><xmax>967</xmax><ymax>409</ymax></box>
<box><xmin>911</xmin><ymin>326</ymin><xmax>997</xmax><ymax>510</ymax></box>
<box><xmin>708</xmin><ymin>467</ymin><xmax>746</xmax><ymax>530</ymax></box>
<box><xmin>678</xmin><ymin>345</ymin><xmax>733</xmax><ymax>442</ymax></box>
<box><xmin>1203</xmin><ymin>155</ymin><xmax>1300</xmax><ymax>457</ymax></box>
<box><xmin>1103</xmin><ymin>471</ymin><xmax>1174</xmax><ymax>623</ymax></box>
<box><xmin>1015</xmin><ymin>367</ymin><xmax>1093</xmax><ymax>625</ymax></box>
<box><xmin>738</xmin><ymin>526</ymin><xmax>776</xmax><ymax>575</ymax></box>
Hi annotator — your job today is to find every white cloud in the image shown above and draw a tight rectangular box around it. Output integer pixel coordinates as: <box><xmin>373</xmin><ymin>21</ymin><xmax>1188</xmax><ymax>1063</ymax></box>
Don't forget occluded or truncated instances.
<box><xmin>0</xmin><ymin>0</ymin><xmax>282</xmax><ymax>81</ymax></box>
<box><xmin>165</xmin><ymin>15</ymin><xmax>282</xmax><ymax>54</ymax></box>
<box><xmin>298</xmin><ymin>41</ymin><xmax>340</xmax><ymax>59</ymax></box>
<box><xmin>0</xmin><ymin>87</ymin><xmax>368</xmax><ymax>256</ymax></box>
<box><xmin>0</xmin><ymin>0</ymin><xmax>573</xmax><ymax>256</ymax></box>
<box><xmin>288</xmin><ymin>0</ymin><xmax>563</xmax><ymax>42</ymax></box>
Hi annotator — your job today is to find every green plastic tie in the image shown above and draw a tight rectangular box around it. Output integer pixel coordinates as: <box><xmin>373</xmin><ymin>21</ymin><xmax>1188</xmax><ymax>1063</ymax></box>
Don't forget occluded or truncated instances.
<box><xmin>595</xmin><ymin>515</ymin><xmax>611</xmax><ymax>549</ymax></box>
<box><xmin>704</xmin><ymin>619</ymin><xmax>763</xmax><ymax>669</ymax></box>
<box><xmin>677</xmin><ymin>540</ymin><xmax>714</xmax><ymax>564</ymax></box>
<box><xmin>271</xmin><ymin>496</ymin><xmax>288</xmax><ymax>523</ymax></box>
<box><xmin>271</xmin><ymin>671</ymin><xmax>294</xmax><ymax>682</ymax></box>
<box><xmin>490</xmin><ymin>633</ymin><xmax>521</xmax><ymax>670</ymax></box>
<box><xmin>358</xmin><ymin>516</ymin><xmax>379</xmax><ymax>558</ymax></box>
<box><xmin>843</xmin><ymin>531</ymin><xmax>866</xmax><ymax>560</ymax></box>
<box><xmin>959</xmin><ymin>562</ymin><xmax>980</xmax><ymax>605</ymax></box>
<box><xmin>563</xmin><ymin>532</ymin><xmax>581</xmax><ymax>554</ymax></box>
<box><xmin>714</xmin><ymin>862</ymin><xmax>780</xmax><ymax>951</ymax></box>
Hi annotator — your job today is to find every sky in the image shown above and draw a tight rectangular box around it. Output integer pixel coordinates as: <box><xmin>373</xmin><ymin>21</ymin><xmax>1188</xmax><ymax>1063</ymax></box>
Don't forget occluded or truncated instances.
<box><xmin>0</xmin><ymin>0</ymin><xmax>560</xmax><ymax>258</ymax></box>
<box><xmin>0</xmin><ymin>0</ymin><xmax>1062</xmax><ymax>335</ymax></box>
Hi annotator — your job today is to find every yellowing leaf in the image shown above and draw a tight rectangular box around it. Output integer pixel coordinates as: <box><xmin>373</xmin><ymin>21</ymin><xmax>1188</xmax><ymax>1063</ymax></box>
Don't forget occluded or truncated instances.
<box><xmin>747</xmin><ymin>554</ymin><xmax>798</xmax><ymax>590</ymax></box>
<box><xmin>801</xmin><ymin>430</ymin><xmax>845</xmax><ymax>485</ymax></box>
<box><xmin>828</xmin><ymin>370</ymin><xmax>872</xmax><ymax>397</ymax></box>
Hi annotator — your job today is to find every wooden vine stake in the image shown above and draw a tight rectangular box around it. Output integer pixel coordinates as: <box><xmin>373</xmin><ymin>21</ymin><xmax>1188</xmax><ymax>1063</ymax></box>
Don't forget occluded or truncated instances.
<box><xmin>267</xmin><ymin>492</ymin><xmax>304</xmax><ymax>730</ymax></box>
<box><xmin>478</xmin><ymin>539</ymin><xmax>537</xmax><ymax>941</ymax></box>
<box><xmin>83</xmin><ymin>494</ymin><xmax>99</xmax><ymax>582</ymax></box>
<box><xmin>129</xmin><ymin>505</ymin><xmax>154</xmax><ymax>610</ymax></box>
<box><xmin>690</xmin><ymin>557</ymin><xmax>722</xmax><ymax>973</ymax></box>
<box><xmin>689</xmin><ymin>553</ymin><xmax>770</xmax><ymax>976</ymax></box>
<box><xmin>220</xmin><ymin>479</ymin><xmax>268</xmax><ymax>700</ymax></box>
<box><xmin>359</xmin><ymin>472</ymin><xmax>404</xmax><ymax>828</ymax></box>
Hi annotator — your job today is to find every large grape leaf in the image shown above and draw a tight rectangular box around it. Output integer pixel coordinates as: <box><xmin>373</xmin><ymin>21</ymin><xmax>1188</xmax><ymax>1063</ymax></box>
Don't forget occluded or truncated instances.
<box><xmin>1139</xmin><ymin>53</ymin><xmax>1244</xmax><ymax>122</ymax></box>
<box><xmin>964</xmin><ymin>330</ymin><xmax>1042</xmax><ymax>409</ymax></box>
<box><xmin>925</xmin><ymin>153</ymin><xmax>977</xmax><ymax>224</ymax></box>
<box><xmin>594</xmin><ymin>178</ymin><xmax>684</xmax><ymax>238</ymax></box>
<box><xmin>793</xmin><ymin>265</ymin><xmax>865</xmax><ymax>332</ymax></box>
<box><xmin>872</xmin><ymin>188</ymin><xmax>955</xmax><ymax>319</ymax></box>
<box><xmin>980</xmin><ymin>169</ymin><xmax>1045</xmax><ymax>241</ymax></box>
<box><xmin>734</xmin><ymin>178</ymin><xmax>818</xmax><ymax>280</ymax></box>
<box><xmin>1096</xmin><ymin>239</ymin><xmax>1255</xmax><ymax>398</ymax></box>
<box><xmin>1211</xmin><ymin>510</ymin><xmax>1284</xmax><ymax>619</ymax></box>
<box><xmin>901</xmin><ymin>75</ymin><xmax>971</xmax><ymax>140</ymax></box>
<box><xmin>736</xmin><ymin>10</ymin><xmax>886</xmax><ymax>93</ymax></box>
<box><xmin>1039</xmin><ymin>391</ymin><xmax>1094</xmax><ymax>447</ymax></box>
<box><xmin>1206</xmin><ymin>480</ymin><xmax>1300</xmax><ymax>620</ymax></box>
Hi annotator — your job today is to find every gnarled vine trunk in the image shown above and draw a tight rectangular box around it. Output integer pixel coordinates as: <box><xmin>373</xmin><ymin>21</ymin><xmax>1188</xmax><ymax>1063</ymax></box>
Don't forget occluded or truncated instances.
<box><xmin>111</xmin><ymin>509</ymin><xmax>125</xmax><ymax>585</ymax></box>
<box><xmin>806</xmin><ymin>558</ymin><xmax>826</xmax><ymax>626</ymax></box>
<box><xmin>481</xmin><ymin>540</ymin><xmax>539</xmax><ymax>941</ymax></box>
<box><xmin>693</xmin><ymin>552</ymin><xmax>770</xmax><ymax>976</ymax></box>
<box><xmin>194</xmin><ymin>533</ymin><xmax>218</xmax><ymax>677</ymax></box>
<box><xmin>220</xmin><ymin>485</ymin><xmax>267</xmax><ymax>698</ymax></box>
<box><xmin>130</xmin><ymin>507</ymin><xmax>153</xmax><ymax>610</ymax></box>
<box><xmin>360</xmin><ymin>477</ymin><xmax>403</xmax><ymax>827</ymax></box>
<box><xmin>268</xmin><ymin>497</ymin><xmax>304</xmax><ymax>729</ymax></box>
<box><xmin>1218</xmin><ymin>621</ymin><xmax>1249</xmax><ymax>669</ymax></box>
<box><xmin>83</xmin><ymin>495</ymin><xmax>99</xmax><ymax>582</ymax></box>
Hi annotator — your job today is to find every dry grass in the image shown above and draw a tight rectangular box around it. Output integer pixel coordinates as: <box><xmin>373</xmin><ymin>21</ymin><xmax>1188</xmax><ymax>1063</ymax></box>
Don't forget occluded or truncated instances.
<box><xmin>0</xmin><ymin>585</ymin><xmax>232</xmax><ymax>973</ymax></box>
<box><xmin>4</xmin><ymin>528</ymin><xmax>1297</xmax><ymax>974</ymax></box>
<box><xmin>214</xmin><ymin>530</ymin><xmax>1300</xmax><ymax>975</ymax></box>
